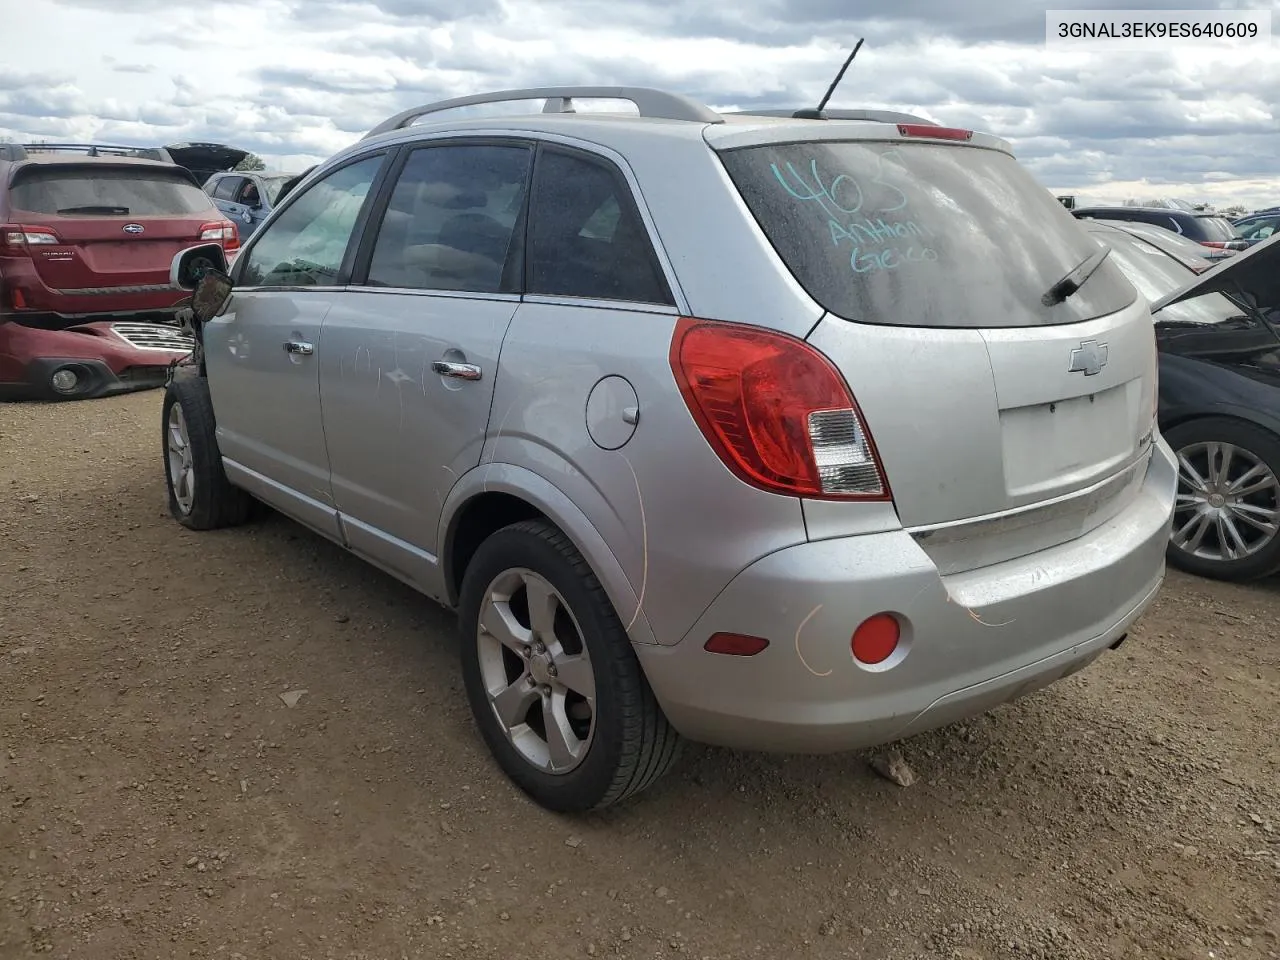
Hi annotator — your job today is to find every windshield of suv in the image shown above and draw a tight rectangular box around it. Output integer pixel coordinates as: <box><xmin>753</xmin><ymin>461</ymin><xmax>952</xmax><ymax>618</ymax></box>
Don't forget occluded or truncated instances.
<box><xmin>718</xmin><ymin>140</ymin><xmax>1136</xmax><ymax>328</ymax></box>
<box><xmin>262</xmin><ymin>176</ymin><xmax>294</xmax><ymax>205</ymax></box>
<box><xmin>10</xmin><ymin>165</ymin><xmax>215</xmax><ymax>216</ymax></box>
<box><xmin>1096</xmin><ymin>228</ymin><xmax>1249</xmax><ymax>326</ymax></box>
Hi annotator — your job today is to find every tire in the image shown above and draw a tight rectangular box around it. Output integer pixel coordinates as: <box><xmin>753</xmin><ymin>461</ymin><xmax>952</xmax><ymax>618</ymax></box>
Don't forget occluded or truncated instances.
<box><xmin>458</xmin><ymin>519</ymin><xmax>683</xmax><ymax>812</ymax></box>
<box><xmin>161</xmin><ymin>375</ymin><xmax>253</xmax><ymax>531</ymax></box>
<box><xmin>1162</xmin><ymin>416</ymin><xmax>1280</xmax><ymax>582</ymax></box>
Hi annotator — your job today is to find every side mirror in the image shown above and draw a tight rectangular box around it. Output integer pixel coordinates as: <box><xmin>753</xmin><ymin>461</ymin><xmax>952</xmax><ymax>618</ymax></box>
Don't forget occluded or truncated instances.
<box><xmin>170</xmin><ymin>242</ymin><xmax>229</xmax><ymax>290</ymax></box>
<box><xmin>191</xmin><ymin>269</ymin><xmax>234</xmax><ymax>325</ymax></box>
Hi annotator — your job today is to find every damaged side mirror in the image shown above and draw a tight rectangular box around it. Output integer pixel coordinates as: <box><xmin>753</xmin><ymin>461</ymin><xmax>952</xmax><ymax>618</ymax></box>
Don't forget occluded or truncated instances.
<box><xmin>190</xmin><ymin>270</ymin><xmax>234</xmax><ymax>325</ymax></box>
<box><xmin>169</xmin><ymin>242</ymin><xmax>229</xmax><ymax>291</ymax></box>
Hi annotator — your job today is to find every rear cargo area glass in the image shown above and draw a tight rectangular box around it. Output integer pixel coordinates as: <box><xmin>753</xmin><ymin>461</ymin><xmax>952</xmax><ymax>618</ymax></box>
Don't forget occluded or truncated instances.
<box><xmin>10</xmin><ymin>166</ymin><xmax>214</xmax><ymax>216</ymax></box>
<box><xmin>718</xmin><ymin>140</ymin><xmax>1137</xmax><ymax>328</ymax></box>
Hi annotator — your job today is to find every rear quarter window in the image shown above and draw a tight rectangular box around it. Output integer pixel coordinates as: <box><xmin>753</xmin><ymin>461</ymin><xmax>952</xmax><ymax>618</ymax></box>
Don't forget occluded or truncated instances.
<box><xmin>9</xmin><ymin>165</ymin><xmax>215</xmax><ymax>216</ymax></box>
<box><xmin>718</xmin><ymin>140</ymin><xmax>1136</xmax><ymax>328</ymax></box>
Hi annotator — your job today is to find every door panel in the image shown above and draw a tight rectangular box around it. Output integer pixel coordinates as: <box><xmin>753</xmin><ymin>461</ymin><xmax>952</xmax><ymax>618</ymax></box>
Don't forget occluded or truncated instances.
<box><xmin>317</xmin><ymin>140</ymin><xmax>533</xmax><ymax>589</ymax></box>
<box><xmin>207</xmin><ymin>151</ymin><xmax>390</xmax><ymax>537</ymax></box>
<box><xmin>204</xmin><ymin>289</ymin><xmax>339</xmax><ymax>536</ymax></box>
<box><xmin>319</xmin><ymin>291</ymin><xmax>517</xmax><ymax>576</ymax></box>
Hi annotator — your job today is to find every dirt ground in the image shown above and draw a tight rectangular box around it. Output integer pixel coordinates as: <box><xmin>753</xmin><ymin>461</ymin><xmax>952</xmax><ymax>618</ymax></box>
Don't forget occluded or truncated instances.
<box><xmin>1</xmin><ymin>390</ymin><xmax>1277</xmax><ymax>960</ymax></box>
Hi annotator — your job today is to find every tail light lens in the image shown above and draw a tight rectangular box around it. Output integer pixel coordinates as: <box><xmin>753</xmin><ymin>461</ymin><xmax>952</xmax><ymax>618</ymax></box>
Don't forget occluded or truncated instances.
<box><xmin>199</xmin><ymin>219</ymin><xmax>240</xmax><ymax>254</ymax></box>
<box><xmin>1</xmin><ymin>224</ymin><xmax>59</xmax><ymax>256</ymax></box>
<box><xmin>669</xmin><ymin>317</ymin><xmax>890</xmax><ymax>500</ymax></box>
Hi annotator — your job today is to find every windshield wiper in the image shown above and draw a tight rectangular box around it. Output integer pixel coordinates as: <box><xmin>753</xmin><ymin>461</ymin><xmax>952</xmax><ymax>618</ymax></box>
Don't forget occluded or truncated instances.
<box><xmin>56</xmin><ymin>205</ymin><xmax>130</xmax><ymax>215</ymax></box>
<box><xmin>1042</xmin><ymin>245</ymin><xmax>1112</xmax><ymax>306</ymax></box>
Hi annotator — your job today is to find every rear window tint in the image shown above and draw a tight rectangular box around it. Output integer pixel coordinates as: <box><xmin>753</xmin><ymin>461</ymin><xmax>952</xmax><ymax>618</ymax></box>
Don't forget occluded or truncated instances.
<box><xmin>1195</xmin><ymin>217</ymin><xmax>1241</xmax><ymax>241</ymax></box>
<box><xmin>719</xmin><ymin>141</ymin><xmax>1137</xmax><ymax>328</ymax></box>
<box><xmin>9</xmin><ymin>166</ymin><xmax>214</xmax><ymax>217</ymax></box>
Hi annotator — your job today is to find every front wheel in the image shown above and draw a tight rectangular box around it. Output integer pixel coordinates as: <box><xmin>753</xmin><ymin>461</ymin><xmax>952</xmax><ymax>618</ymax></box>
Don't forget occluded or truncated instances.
<box><xmin>1164</xmin><ymin>417</ymin><xmax>1280</xmax><ymax>582</ymax></box>
<box><xmin>458</xmin><ymin>519</ymin><xmax>682</xmax><ymax>812</ymax></box>
<box><xmin>161</xmin><ymin>375</ymin><xmax>253</xmax><ymax>530</ymax></box>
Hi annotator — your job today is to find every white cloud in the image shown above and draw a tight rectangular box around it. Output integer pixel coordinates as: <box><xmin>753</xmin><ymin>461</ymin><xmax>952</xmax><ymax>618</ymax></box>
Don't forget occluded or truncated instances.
<box><xmin>1</xmin><ymin>0</ymin><xmax>1276</xmax><ymax>209</ymax></box>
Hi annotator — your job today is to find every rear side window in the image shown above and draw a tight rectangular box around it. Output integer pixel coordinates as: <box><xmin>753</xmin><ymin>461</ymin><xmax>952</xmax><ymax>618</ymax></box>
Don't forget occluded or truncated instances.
<box><xmin>364</xmin><ymin>143</ymin><xmax>532</xmax><ymax>294</ymax></box>
<box><xmin>211</xmin><ymin>176</ymin><xmax>242</xmax><ymax>201</ymax></box>
<box><xmin>526</xmin><ymin>148</ymin><xmax>673</xmax><ymax>306</ymax></box>
<box><xmin>9</xmin><ymin>166</ymin><xmax>215</xmax><ymax>216</ymax></box>
<box><xmin>719</xmin><ymin>141</ymin><xmax>1136</xmax><ymax>328</ymax></box>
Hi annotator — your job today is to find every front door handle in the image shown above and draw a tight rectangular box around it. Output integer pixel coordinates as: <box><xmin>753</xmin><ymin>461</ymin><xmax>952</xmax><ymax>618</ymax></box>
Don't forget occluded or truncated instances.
<box><xmin>283</xmin><ymin>340</ymin><xmax>314</xmax><ymax>356</ymax></box>
<box><xmin>431</xmin><ymin>360</ymin><xmax>482</xmax><ymax>381</ymax></box>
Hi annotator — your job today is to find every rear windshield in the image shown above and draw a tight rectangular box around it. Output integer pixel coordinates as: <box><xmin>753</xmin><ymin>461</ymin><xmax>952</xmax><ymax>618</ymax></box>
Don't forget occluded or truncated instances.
<box><xmin>1194</xmin><ymin>216</ymin><xmax>1241</xmax><ymax>242</ymax></box>
<box><xmin>718</xmin><ymin>140</ymin><xmax>1137</xmax><ymax>328</ymax></box>
<box><xmin>9</xmin><ymin>166</ymin><xmax>215</xmax><ymax>217</ymax></box>
<box><xmin>1098</xmin><ymin>229</ymin><xmax>1244</xmax><ymax>326</ymax></box>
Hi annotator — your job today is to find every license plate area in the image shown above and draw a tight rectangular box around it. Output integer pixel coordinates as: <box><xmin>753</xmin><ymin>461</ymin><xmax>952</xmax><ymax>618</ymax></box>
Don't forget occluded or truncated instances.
<box><xmin>999</xmin><ymin>381</ymin><xmax>1138</xmax><ymax>497</ymax></box>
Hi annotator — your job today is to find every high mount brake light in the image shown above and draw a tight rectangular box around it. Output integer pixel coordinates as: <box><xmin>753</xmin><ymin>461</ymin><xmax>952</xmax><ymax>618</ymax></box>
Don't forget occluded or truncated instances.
<box><xmin>897</xmin><ymin>124</ymin><xmax>973</xmax><ymax>141</ymax></box>
<box><xmin>669</xmin><ymin>318</ymin><xmax>890</xmax><ymax>501</ymax></box>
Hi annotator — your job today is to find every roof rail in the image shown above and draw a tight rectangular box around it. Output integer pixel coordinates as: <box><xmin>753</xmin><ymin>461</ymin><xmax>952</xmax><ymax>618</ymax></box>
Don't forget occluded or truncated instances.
<box><xmin>20</xmin><ymin>142</ymin><xmax>174</xmax><ymax>162</ymax></box>
<box><xmin>730</xmin><ymin>108</ymin><xmax>939</xmax><ymax>125</ymax></box>
<box><xmin>363</xmin><ymin>86</ymin><xmax>724</xmax><ymax>139</ymax></box>
<box><xmin>0</xmin><ymin>143</ymin><xmax>28</xmax><ymax>162</ymax></box>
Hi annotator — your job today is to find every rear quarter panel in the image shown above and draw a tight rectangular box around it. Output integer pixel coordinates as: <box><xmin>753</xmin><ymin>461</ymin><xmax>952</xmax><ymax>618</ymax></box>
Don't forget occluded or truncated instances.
<box><xmin>477</xmin><ymin>300</ymin><xmax>809</xmax><ymax>646</ymax></box>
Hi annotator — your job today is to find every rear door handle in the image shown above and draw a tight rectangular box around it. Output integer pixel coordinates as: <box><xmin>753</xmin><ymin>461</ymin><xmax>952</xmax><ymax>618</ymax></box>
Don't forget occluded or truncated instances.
<box><xmin>431</xmin><ymin>360</ymin><xmax>482</xmax><ymax>381</ymax></box>
<box><xmin>283</xmin><ymin>340</ymin><xmax>314</xmax><ymax>356</ymax></box>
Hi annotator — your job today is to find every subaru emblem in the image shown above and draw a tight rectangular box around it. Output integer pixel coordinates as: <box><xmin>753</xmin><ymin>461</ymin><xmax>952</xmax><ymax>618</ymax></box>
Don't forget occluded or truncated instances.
<box><xmin>122</xmin><ymin>223</ymin><xmax>145</xmax><ymax>235</ymax></box>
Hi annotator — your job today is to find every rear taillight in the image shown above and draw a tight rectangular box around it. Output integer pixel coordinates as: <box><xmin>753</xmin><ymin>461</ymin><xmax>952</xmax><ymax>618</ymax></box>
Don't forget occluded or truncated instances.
<box><xmin>1</xmin><ymin>224</ymin><xmax>59</xmax><ymax>256</ymax></box>
<box><xmin>1199</xmin><ymin>240</ymin><xmax>1228</xmax><ymax>249</ymax></box>
<box><xmin>199</xmin><ymin>219</ymin><xmax>240</xmax><ymax>254</ymax></box>
<box><xmin>669</xmin><ymin>317</ymin><xmax>890</xmax><ymax>501</ymax></box>
<box><xmin>897</xmin><ymin>124</ymin><xmax>973</xmax><ymax>141</ymax></box>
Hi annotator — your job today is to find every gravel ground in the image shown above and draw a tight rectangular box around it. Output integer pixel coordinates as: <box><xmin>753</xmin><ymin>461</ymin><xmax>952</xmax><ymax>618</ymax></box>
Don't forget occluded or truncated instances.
<box><xmin>1</xmin><ymin>390</ymin><xmax>1278</xmax><ymax>960</ymax></box>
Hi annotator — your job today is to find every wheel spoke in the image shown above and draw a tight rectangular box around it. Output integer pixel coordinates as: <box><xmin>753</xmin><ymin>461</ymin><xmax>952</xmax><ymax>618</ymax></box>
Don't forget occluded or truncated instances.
<box><xmin>521</xmin><ymin>573</ymin><xmax>559</xmax><ymax>641</ymax></box>
<box><xmin>1216</xmin><ymin>514</ymin><xmax>1247</xmax><ymax>560</ymax></box>
<box><xmin>1226</xmin><ymin>462</ymin><xmax>1273</xmax><ymax>496</ymax></box>
<box><xmin>1206</xmin><ymin>442</ymin><xmax>1234</xmax><ymax>488</ymax></box>
<box><xmin>1173</xmin><ymin>511</ymin><xmax>1212</xmax><ymax>553</ymax></box>
<box><xmin>542</xmin><ymin>696</ymin><xmax>582</xmax><ymax>772</ymax></box>
<box><xmin>479</xmin><ymin>599</ymin><xmax>531</xmax><ymax>655</ymax></box>
<box><xmin>1174</xmin><ymin>493</ymin><xmax>1203</xmax><ymax>510</ymax></box>
<box><xmin>1177</xmin><ymin>453</ymin><xmax>1209</xmax><ymax>493</ymax></box>
<box><xmin>1230</xmin><ymin>502</ymin><xmax>1279</xmax><ymax>534</ymax></box>
<box><xmin>554</xmin><ymin>653</ymin><xmax>595</xmax><ymax>702</ymax></box>
<box><xmin>491</xmin><ymin>677</ymin><xmax>538</xmax><ymax>729</ymax></box>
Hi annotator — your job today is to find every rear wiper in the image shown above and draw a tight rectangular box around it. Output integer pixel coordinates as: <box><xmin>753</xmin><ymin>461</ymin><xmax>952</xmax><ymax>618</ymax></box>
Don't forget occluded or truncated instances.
<box><xmin>56</xmin><ymin>205</ymin><xmax>130</xmax><ymax>215</ymax></box>
<box><xmin>1042</xmin><ymin>245</ymin><xmax>1112</xmax><ymax>306</ymax></box>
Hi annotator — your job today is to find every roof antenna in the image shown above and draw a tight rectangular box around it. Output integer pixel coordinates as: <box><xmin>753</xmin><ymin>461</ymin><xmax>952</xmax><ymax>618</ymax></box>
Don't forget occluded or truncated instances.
<box><xmin>793</xmin><ymin>38</ymin><xmax>864</xmax><ymax>120</ymax></box>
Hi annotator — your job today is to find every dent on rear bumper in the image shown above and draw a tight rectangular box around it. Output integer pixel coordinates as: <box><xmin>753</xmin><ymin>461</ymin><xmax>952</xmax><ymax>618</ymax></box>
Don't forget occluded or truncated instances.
<box><xmin>635</xmin><ymin>440</ymin><xmax>1177</xmax><ymax>754</ymax></box>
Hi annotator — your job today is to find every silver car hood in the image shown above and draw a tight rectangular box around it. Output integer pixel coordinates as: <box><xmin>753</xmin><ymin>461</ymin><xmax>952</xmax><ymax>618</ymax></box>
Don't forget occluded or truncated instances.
<box><xmin>1150</xmin><ymin>230</ymin><xmax>1280</xmax><ymax>314</ymax></box>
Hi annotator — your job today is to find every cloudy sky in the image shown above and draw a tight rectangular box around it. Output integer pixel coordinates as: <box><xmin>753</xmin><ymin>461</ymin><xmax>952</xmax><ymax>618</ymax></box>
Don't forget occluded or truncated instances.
<box><xmin>2</xmin><ymin>0</ymin><xmax>1277</xmax><ymax>209</ymax></box>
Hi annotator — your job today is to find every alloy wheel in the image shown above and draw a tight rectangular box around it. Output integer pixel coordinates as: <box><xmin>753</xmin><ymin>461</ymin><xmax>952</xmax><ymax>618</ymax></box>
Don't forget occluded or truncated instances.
<box><xmin>167</xmin><ymin>404</ymin><xmax>195</xmax><ymax>515</ymax></box>
<box><xmin>1172</xmin><ymin>440</ymin><xmax>1280</xmax><ymax>562</ymax></box>
<box><xmin>476</xmin><ymin>567</ymin><xmax>596</xmax><ymax>774</ymax></box>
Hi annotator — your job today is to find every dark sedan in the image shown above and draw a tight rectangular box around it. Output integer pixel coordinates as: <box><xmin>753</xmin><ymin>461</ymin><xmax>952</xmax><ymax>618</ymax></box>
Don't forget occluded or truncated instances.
<box><xmin>1079</xmin><ymin>220</ymin><xmax>1280</xmax><ymax>582</ymax></box>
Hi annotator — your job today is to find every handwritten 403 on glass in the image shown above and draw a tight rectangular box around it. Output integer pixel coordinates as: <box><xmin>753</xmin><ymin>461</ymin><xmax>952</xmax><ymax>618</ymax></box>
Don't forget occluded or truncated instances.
<box><xmin>771</xmin><ymin>149</ymin><xmax>938</xmax><ymax>274</ymax></box>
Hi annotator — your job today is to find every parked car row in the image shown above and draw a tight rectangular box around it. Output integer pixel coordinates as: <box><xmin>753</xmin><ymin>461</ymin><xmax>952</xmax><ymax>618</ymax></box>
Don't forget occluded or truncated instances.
<box><xmin>158</xmin><ymin>86</ymin><xmax>1181</xmax><ymax>813</ymax></box>
<box><xmin>0</xmin><ymin>142</ymin><xmax>244</xmax><ymax>400</ymax></box>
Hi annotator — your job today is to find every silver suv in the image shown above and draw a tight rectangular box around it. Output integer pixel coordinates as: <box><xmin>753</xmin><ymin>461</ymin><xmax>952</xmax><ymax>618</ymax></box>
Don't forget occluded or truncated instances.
<box><xmin>160</xmin><ymin>86</ymin><xmax>1178</xmax><ymax>812</ymax></box>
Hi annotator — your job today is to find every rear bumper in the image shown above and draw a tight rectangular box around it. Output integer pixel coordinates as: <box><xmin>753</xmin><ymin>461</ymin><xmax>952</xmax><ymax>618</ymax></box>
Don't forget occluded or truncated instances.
<box><xmin>635</xmin><ymin>438</ymin><xmax>1177</xmax><ymax>753</ymax></box>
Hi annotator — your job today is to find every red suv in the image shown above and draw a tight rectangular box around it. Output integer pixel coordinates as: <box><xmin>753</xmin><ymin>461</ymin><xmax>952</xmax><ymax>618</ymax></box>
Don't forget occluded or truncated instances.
<box><xmin>0</xmin><ymin>143</ymin><xmax>240</xmax><ymax>401</ymax></box>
